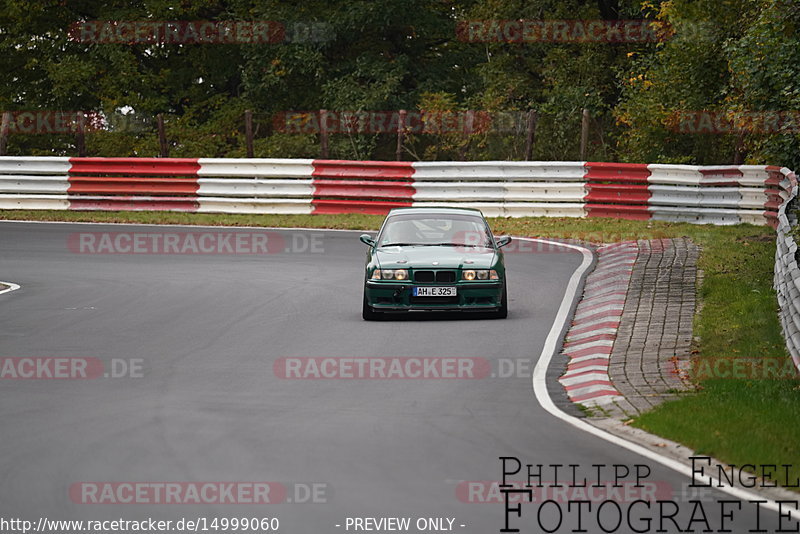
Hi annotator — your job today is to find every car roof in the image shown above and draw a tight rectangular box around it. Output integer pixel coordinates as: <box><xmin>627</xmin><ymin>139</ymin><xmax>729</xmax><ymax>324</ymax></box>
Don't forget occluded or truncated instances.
<box><xmin>385</xmin><ymin>207</ymin><xmax>485</xmax><ymax>217</ymax></box>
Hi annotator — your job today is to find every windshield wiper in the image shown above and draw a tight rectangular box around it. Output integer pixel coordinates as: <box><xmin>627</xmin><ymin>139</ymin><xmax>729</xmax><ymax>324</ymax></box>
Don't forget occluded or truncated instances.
<box><xmin>379</xmin><ymin>242</ymin><xmax>424</xmax><ymax>247</ymax></box>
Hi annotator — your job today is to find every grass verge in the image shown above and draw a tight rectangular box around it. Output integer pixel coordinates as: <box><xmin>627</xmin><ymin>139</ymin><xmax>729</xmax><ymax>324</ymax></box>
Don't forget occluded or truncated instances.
<box><xmin>1</xmin><ymin>209</ymin><xmax>798</xmax><ymax>487</ymax></box>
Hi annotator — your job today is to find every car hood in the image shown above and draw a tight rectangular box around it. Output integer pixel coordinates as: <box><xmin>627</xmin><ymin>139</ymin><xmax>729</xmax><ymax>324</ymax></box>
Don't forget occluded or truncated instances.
<box><xmin>375</xmin><ymin>245</ymin><xmax>497</xmax><ymax>270</ymax></box>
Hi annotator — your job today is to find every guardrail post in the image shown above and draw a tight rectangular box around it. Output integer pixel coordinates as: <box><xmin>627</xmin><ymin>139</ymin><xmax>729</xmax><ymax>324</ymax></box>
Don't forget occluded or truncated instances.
<box><xmin>244</xmin><ymin>110</ymin><xmax>254</xmax><ymax>158</ymax></box>
<box><xmin>396</xmin><ymin>109</ymin><xmax>406</xmax><ymax>161</ymax></box>
<box><xmin>458</xmin><ymin>111</ymin><xmax>474</xmax><ymax>160</ymax></box>
<box><xmin>76</xmin><ymin>111</ymin><xmax>87</xmax><ymax>157</ymax></box>
<box><xmin>580</xmin><ymin>108</ymin><xmax>590</xmax><ymax>160</ymax></box>
<box><xmin>319</xmin><ymin>109</ymin><xmax>329</xmax><ymax>159</ymax></box>
<box><xmin>524</xmin><ymin>110</ymin><xmax>538</xmax><ymax>160</ymax></box>
<box><xmin>157</xmin><ymin>114</ymin><xmax>169</xmax><ymax>157</ymax></box>
<box><xmin>0</xmin><ymin>111</ymin><xmax>10</xmax><ymax>156</ymax></box>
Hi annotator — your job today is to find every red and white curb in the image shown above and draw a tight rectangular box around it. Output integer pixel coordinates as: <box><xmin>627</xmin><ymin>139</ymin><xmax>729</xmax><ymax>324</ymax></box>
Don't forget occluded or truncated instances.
<box><xmin>558</xmin><ymin>241</ymin><xmax>638</xmax><ymax>406</ymax></box>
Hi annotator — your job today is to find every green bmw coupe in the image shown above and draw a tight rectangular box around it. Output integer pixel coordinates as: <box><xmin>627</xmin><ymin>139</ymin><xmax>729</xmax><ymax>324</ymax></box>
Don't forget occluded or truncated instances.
<box><xmin>359</xmin><ymin>207</ymin><xmax>511</xmax><ymax>320</ymax></box>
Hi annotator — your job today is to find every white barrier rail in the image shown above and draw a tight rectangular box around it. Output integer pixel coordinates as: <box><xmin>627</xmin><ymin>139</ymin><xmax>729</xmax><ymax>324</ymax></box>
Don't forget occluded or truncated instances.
<box><xmin>197</xmin><ymin>179</ymin><xmax>314</xmax><ymax>198</ymax></box>
<box><xmin>412</xmin><ymin>181</ymin><xmax>586</xmax><ymax>203</ymax></box>
<box><xmin>0</xmin><ymin>156</ymin><xmax>70</xmax><ymax>175</ymax></box>
<box><xmin>0</xmin><ymin>176</ymin><xmax>70</xmax><ymax>194</ymax></box>
<box><xmin>411</xmin><ymin>161</ymin><xmax>588</xmax><ymax>181</ymax></box>
<box><xmin>196</xmin><ymin>197</ymin><xmax>314</xmax><ymax>214</ymax></box>
<box><xmin>196</xmin><ymin>158</ymin><xmax>314</xmax><ymax>178</ymax></box>
<box><xmin>773</xmin><ymin>168</ymin><xmax>800</xmax><ymax>371</ymax></box>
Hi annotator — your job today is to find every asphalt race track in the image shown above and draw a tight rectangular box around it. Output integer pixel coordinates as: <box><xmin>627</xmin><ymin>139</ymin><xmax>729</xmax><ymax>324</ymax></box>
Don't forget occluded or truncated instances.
<box><xmin>0</xmin><ymin>221</ymin><xmax>783</xmax><ymax>533</ymax></box>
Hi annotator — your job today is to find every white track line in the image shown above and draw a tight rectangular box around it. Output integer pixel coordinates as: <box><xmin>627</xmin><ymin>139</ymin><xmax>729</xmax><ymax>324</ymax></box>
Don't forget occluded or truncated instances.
<box><xmin>521</xmin><ymin>236</ymin><xmax>796</xmax><ymax>518</ymax></box>
<box><xmin>0</xmin><ymin>281</ymin><xmax>20</xmax><ymax>296</ymax></box>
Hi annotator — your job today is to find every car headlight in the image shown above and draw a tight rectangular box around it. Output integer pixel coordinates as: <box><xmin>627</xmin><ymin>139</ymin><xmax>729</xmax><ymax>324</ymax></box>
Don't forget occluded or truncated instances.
<box><xmin>462</xmin><ymin>269</ymin><xmax>499</xmax><ymax>280</ymax></box>
<box><xmin>371</xmin><ymin>269</ymin><xmax>409</xmax><ymax>280</ymax></box>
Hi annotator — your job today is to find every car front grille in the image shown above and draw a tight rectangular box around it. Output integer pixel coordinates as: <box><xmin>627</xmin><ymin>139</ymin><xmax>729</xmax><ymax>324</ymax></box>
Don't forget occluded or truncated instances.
<box><xmin>414</xmin><ymin>270</ymin><xmax>434</xmax><ymax>282</ymax></box>
<box><xmin>414</xmin><ymin>270</ymin><xmax>456</xmax><ymax>283</ymax></box>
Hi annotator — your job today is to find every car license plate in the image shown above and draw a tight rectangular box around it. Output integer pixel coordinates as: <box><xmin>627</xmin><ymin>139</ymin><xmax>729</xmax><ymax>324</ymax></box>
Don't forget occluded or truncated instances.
<box><xmin>413</xmin><ymin>286</ymin><xmax>456</xmax><ymax>297</ymax></box>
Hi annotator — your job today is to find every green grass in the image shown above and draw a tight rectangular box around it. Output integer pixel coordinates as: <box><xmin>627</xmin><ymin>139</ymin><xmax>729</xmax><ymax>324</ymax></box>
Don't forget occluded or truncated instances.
<box><xmin>2</xmin><ymin>209</ymin><xmax>799</xmax><ymax>487</ymax></box>
<box><xmin>0</xmin><ymin>210</ymin><xmax>385</xmax><ymax>230</ymax></box>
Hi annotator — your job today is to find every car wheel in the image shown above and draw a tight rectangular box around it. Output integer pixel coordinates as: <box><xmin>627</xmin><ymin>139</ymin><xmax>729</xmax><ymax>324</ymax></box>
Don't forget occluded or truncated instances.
<box><xmin>362</xmin><ymin>291</ymin><xmax>379</xmax><ymax>321</ymax></box>
<box><xmin>496</xmin><ymin>284</ymin><xmax>508</xmax><ymax>319</ymax></box>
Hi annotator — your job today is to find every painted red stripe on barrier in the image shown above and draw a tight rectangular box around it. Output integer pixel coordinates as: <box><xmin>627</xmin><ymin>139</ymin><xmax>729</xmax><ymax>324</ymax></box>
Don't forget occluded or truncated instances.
<box><xmin>584</xmin><ymin>163</ymin><xmax>651</xmax><ymax>219</ymax></box>
<box><xmin>68</xmin><ymin>197</ymin><xmax>199</xmax><ymax>212</ymax></box>
<box><xmin>585</xmin><ymin>204</ymin><xmax>651</xmax><ymax>220</ymax></box>
<box><xmin>311</xmin><ymin>199</ymin><xmax>412</xmax><ymax>215</ymax></box>
<box><xmin>68</xmin><ymin>157</ymin><xmax>200</xmax><ymax>176</ymax></box>
<box><xmin>764</xmin><ymin>166</ymin><xmax>785</xmax><ymax>186</ymax></box>
<box><xmin>68</xmin><ymin>177</ymin><xmax>200</xmax><ymax>195</ymax></box>
<box><xmin>312</xmin><ymin>160</ymin><xmax>415</xmax><ymax>180</ymax></box>
<box><xmin>765</xmin><ymin>197</ymin><xmax>783</xmax><ymax>211</ymax></box>
<box><xmin>585</xmin><ymin>183</ymin><xmax>650</xmax><ymax>204</ymax></box>
<box><xmin>312</xmin><ymin>180</ymin><xmax>415</xmax><ymax>199</ymax></box>
<box><xmin>698</xmin><ymin>167</ymin><xmax>742</xmax><ymax>186</ymax></box>
<box><xmin>584</xmin><ymin>162</ymin><xmax>650</xmax><ymax>183</ymax></box>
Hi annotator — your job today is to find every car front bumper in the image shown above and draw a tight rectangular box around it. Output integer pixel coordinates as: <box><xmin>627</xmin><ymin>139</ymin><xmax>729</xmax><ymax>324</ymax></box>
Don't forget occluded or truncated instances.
<box><xmin>364</xmin><ymin>280</ymin><xmax>504</xmax><ymax>312</ymax></box>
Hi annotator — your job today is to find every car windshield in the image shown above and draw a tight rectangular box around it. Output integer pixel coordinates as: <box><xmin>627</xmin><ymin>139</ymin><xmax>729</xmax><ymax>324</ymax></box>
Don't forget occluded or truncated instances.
<box><xmin>377</xmin><ymin>214</ymin><xmax>493</xmax><ymax>248</ymax></box>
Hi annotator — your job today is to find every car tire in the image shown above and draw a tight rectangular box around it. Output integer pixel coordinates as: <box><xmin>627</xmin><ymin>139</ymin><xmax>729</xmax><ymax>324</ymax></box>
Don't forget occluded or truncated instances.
<box><xmin>496</xmin><ymin>284</ymin><xmax>508</xmax><ymax>319</ymax></box>
<box><xmin>362</xmin><ymin>292</ymin><xmax>379</xmax><ymax>321</ymax></box>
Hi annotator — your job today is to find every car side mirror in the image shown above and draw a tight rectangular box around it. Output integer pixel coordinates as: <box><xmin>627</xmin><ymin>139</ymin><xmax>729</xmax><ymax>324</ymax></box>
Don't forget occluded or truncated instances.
<box><xmin>495</xmin><ymin>236</ymin><xmax>512</xmax><ymax>248</ymax></box>
<box><xmin>359</xmin><ymin>234</ymin><xmax>376</xmax><ymax>246</ymax></box>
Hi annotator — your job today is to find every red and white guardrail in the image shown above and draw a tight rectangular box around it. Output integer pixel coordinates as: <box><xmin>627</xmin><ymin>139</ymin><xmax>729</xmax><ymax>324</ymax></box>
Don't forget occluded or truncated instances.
<box><xmin>0</xmin><ymin>157</ymin><xmax>789</xmax><ymax>225</ymax></box>
<box><xmin>0</xmin><ymin>156</ymin><xmax>798</xmax><ymax>373</ymax></box>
